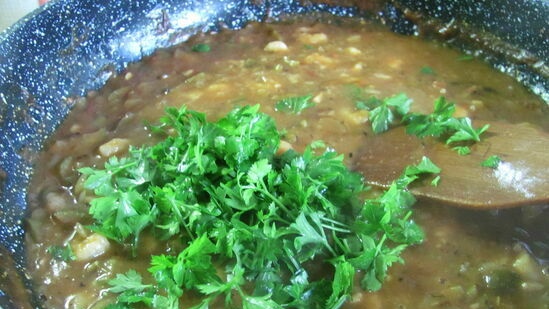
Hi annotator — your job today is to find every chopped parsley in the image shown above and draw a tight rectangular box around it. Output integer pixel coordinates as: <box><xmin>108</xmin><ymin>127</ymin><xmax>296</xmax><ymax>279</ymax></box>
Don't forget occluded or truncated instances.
<box><xmin>419</xmin><ymin>66</ymin><xmax>436</xmax><ymax>75</ymax></box>
<box><xmin>403</xmin><ymin>97</ymin><xmax>490</xmax><ymax>154</ymax></box>
<box><xmin>398</xmin><ymin>156</ymin><xmax>442</xmax><ymax>188</ymax></box>
<box><xmin>457</xmin><ymin>55</ymin><xmax>474</xmax><ymax>61</ymax></box>
<box><xmin>81</xmin><ymin>105</ymin><xmax>429</xmax><ymax>308</ymax></box>
<box><xmin>481</xmin><ymin>155</ymin><xmax>502</xmax><ymax>168</ymax></box>
<box><xmin>191</xmin><ymin>43</ymin><xmax>211</xmax><ymax>53</ymax></box>
<box><xmin>352</xmin><ymin>92</ymin><xmax>489</xmax><ymax>154</ymax></box>
<box><xmin>402</xmin><ymin>156</ymin><xmax>441</xmax><ymax>181</ymax></box>
<box><xmin>46</xmin><ymin>245</ymin><xmax>75</xmax><ymax>262</ymax></box>
<box><xmin>274</xmin><ymin>94</ymin><xmax>315</xmax><ymax>114</ymax></box>
<box><xmin>453</xmin><ymin>146</ymin><xmax>472</xmax><ymax>156</ymax></box>
<box><xmin>355</xmin><ymin>92</ymin><xmax>412</xmax><ymax>134</ymax></box>
<box><xmin>352</xmin><ymin>90</ymin><xmax>489</xmax><ymax>155</ymax></box>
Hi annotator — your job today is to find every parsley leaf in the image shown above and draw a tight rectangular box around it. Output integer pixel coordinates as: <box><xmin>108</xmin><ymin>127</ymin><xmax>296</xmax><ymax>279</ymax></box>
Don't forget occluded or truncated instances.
<box><xmin>403</xmin><ymin>96</ymin><xmax>455</xmax><ymax>138</ymax></box>
<box><xmin>401</xmin><ymin>156</ymin><xmax>441</xmax><ymax>185</ymax></box>
<box><xmin>355</xmin><ymin>92</ymin><xmax>412</xmax><ymax>134</ymax></box>
<box><xmin>81</xmin><ymin>105</ymin><xmax>426</xmax><ymax>308</ymax></box>
<box><xmin>46</xmin><ymin>245</ymin><xmax>75</xmax><ymax>262</ymax></box>
<box><xmin>457</xmin><ymin>55</ymin><xmax>474</xmax><ymax>61</ymax></box>
<box><xmin>403</xmin><ymin>97</ymin><xmax>489</xmax><ymax>154</ymax></box>
<box><xmin>327</xmin><ymin>256</ymin><xmax>355</xmax><ymax>308</ymax></box>
<box><xmin>275</xmin><ymin>94</ymin><xmax>315</xmax><ymax>114</ymax></box>
<box><xmin>191</xmin><ymin>43</ymin><xmax>211</xmax><ymax>53</ymax></box>
<box><xmin>108</xmin><ymin>270</ymin><xmax>154</xmax><ymax>306</ymax></box>
<box><xmin>445</xmin><ymin>118</ymin><xmax>490</xmax><ymax>144</ymax></box>
<box><xmin>453</xmin><ymin>146</ymin><xmax>472</xmax><ymax>156</ymax></box>
<box><xmin>419</xmin><ymin>66</ymin><xmax>436</xmax><ymax>75</ymax></box>
<box><xmin>369</xmin><ymin>104</ymin><xmax>393</xmax><ymax>134</ymax></box>
<box><xmin>347</xmin><ymin>84</ymin><xmax>381</xmax><ymax>111</ymax></box>
<box><xmin>481</xmin><ymin>155</ymin><xmax>502</xmax><ymax>168</ymax></box>
<box><xmin>353</xmin><ymin>93</ymin><xmax>489</xmax><ymax>154</ymax></box>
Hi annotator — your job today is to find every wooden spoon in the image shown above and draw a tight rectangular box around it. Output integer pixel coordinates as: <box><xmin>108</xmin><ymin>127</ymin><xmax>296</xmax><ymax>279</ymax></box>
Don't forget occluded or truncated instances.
<box><xmin>353</xmin><ymin>121</ymin><xmax>549</xmax><ymax>209</ymax></box>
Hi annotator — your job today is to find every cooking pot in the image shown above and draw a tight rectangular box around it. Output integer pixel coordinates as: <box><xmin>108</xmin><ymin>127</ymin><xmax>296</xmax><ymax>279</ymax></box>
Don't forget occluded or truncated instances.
<box><xmin>0</xmin><ymin>0</ymin><xmax>547</xmax><ymax>307</ymax></box>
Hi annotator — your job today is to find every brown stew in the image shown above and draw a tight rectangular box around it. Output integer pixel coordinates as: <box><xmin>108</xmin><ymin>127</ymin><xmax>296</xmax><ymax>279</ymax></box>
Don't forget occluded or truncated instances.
<box><xmin>26</xmin><ymin>18</ymin><xmax>548</xmax><ymax>308</ymax></box>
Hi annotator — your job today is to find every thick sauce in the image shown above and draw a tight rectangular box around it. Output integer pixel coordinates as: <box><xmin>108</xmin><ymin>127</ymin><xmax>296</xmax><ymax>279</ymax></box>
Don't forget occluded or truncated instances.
<box><xmin>26</xmin><ymin>18</ymin><xmax>548</xmax><ymax>308</ymax></box>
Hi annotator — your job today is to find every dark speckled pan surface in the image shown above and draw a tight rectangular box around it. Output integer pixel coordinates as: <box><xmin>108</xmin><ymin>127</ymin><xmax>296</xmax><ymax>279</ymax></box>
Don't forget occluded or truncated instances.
<box><xmin>0</xmin><ymin>0</ymin><xmax>547</xmax><ymax>307</ymax></box>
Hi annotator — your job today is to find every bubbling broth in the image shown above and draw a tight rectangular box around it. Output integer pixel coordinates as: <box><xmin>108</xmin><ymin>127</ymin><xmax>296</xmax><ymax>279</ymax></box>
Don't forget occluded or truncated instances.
<box><xmin>26</xmin><ymin>18</ymin><xmax>548</xmax><ymax>308</ymax></box>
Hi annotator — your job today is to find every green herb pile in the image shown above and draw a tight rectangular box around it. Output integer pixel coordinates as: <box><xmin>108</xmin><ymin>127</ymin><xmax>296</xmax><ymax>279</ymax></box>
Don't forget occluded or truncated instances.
<box><xmin>80</xmin><ymin>105</ymin><xmax>430</xmax><ymax>309</ymax></box>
